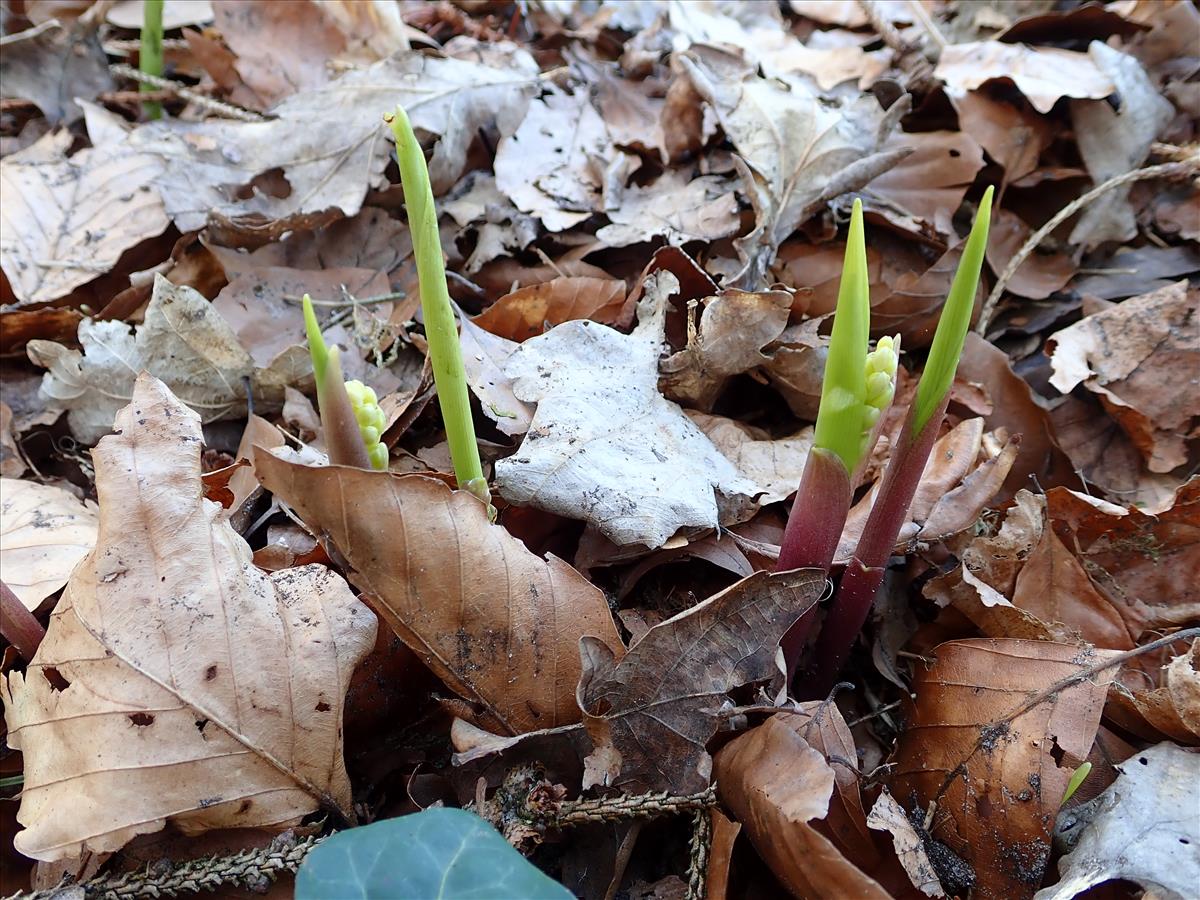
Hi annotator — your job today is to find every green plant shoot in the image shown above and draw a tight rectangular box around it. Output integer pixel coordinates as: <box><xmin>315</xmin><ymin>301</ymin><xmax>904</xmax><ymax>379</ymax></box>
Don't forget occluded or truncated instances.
<box><xmin>386</xmin><ymin>105</ymin><xmax>489</xmax><ymax>506</ymax></box>
<box><xmin>139</xmin><ymin>0</ymin><xmax>164</xmax><ymax>120</ymax></box>
<box><xmin>1061</xmin><ymin>761</ymin><xmax>1092</xmax><ymax>805</ymax></box>
<box><xmin>912</xmin><ymin>186</ymin><xmax>994</xmax><ymax>433</ymax></box>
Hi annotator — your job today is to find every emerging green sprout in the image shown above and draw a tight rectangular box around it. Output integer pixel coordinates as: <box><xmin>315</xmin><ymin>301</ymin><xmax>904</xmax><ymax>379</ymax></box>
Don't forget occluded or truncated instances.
<box><xmin>386</xmin><ymin>105</ymin><xmax>489</xmax><ymax>507</ymax></box>
<box><xmin>1061</xmin><ymin>761</ymin><xmax>1092</xmax><ymax>805</ymax></box>
<box><xmin>140</xmin><ymin>0</ymin><xmax>164</xmax><ymax>120</ymax></box>
<box><xmin>780</xmin><ymin>188</ymin><xmax>995</xmax><ymax>694</ymax></box>
<box><xmin>303</xmin><ymin>294</ymin><xmax>386</xmax><ymax>471</ymax></box>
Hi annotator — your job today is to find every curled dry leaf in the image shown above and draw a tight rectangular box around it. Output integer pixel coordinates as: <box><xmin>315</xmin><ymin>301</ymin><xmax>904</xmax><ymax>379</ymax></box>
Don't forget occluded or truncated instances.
<box><xmin>577</xmin><ymin>569</ymin><xmax>825</xmax><ymax>794</ymax></box>
<box><xmin>870</xmin><ymin>239</ymin><xmax>985</xmax><ymax>350</ymax></box>
<box><xmin>0</xmin><ymin>375</ymin><xmax>376</xmax><ymax>860</ymax></box>
<box><xmin>456</xmin><ymin>306</ymin><xmax>534</xmax><ymax>437</ymax></box>
<box><xmin>1108</xmin><ymin>640</ymin><xmax>1200</xmax><ymax>745</ymax></box>
<box><xmin>713</xmin><ymin>714</ymin><xmax>891</xmax><ymax>899</ymax></box>
<box><xmin>0</xmin><ymin>128</ymin><xmax>169</xmax><ymax>306</ymax></box>
<box><xmin>866</xmin><ymin>130</ymin><xmax>986</xmax><ymax>238</ymax></box>
<box><xmin>29</xmin><ymin>275</ymin><xmax>310</xmax><ymax>445</ymax></box>
<box><xmin>867</xmin><ymin>789</ymin><xmax>945</xmax><ymax>898</ymax></box>
<box><xmin>678</xmin><ymin>44</ymin><xmax>907</xmax><ymax>287</ymax></box>
<box><xmin>0</xmin><ymin>20</ymin><xmax>114</xmax><ymax>126</ymax></box>
<box><xmin>595</xmin><ymin>170</ymin><xmax>742</xmax><ymax>249</ymax></box>
<box><xmin>660</xmin><ymin>287</ymin><xmax>792</xmax><ymax>412</ymax></box>
<box><xmin>253</xmin><ymin>454</ymin><xmax>622</xmax><ymax>735</ymax></box>
<box><xmin>1048</xmin><ymin>281</ymin><xmax>1199</xmax><ymax>474</ymax></box>
<box><xmin>690</xmin><ymin>414</ymin><xmax>814</xmax><ymax>507</ymax></box>
<box><xmin>985</xmin><ymin>209</ymin><xmax>1077</xmax><ymax>300</ymax></box>
<box><xmin>493</xmin><ymin>271</ymin><xmax>757</xmax><ymax>549</ymax></box>
<box><xmin>935</xmin><ymin>42</ymin><xmax>1115</xmax><ymax>114</ymax></box>
<box><xmin>951</xmin><ymin>90</ymin><xmax>1053</xmax><ymax>185</ymax></box>
<box><xmin>1036</xmin><ymin>743</ymin><xmax>1199</xmax><ymax>900</ymax></box>
<box><xmin>0</xmin><ymin>477</ymin><xmax>97</xmax><ymax>612</ymax></box>
<box><xmin>889</xmin><ymin>638</ymin><xmax>1116</xmax><ymax>900</ymax></box>
<box><xmin>474</xmin><ymin>276</ymin><xmax>627</xmax><ymax>343</ymax></box>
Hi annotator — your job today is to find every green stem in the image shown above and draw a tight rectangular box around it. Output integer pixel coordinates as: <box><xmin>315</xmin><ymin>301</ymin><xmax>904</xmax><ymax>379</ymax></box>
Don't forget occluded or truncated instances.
<box><xmin>386</xmin><ymin>106</ymin><xmax>488</xmax><ymax>505</ymax></box>
<box><xmin>140</xmin><ymin>0</ymin><xmax>164</xmax><ymax>120</ymax></box>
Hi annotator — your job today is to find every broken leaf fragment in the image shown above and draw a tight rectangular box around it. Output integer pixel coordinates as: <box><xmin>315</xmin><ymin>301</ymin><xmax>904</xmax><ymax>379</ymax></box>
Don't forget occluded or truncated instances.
<box><xmin>0</xmin><ymin>374</ymin><xmax>376</xmax><ymax>860</ymax></box>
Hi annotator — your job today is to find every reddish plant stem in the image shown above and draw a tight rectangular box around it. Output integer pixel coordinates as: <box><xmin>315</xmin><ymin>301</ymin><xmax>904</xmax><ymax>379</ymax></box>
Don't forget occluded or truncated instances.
<box><xmin>808</xmin><ymin>396</ymin><xmax>950</xmax><ymax>697</ymax></box>
<box><xmin>777</xmin><ymin>448</ymin><xmax>851</xmax><ymax>680</ymax></box>
<box><xmin>1</xmin><ymin>579</ymin><xmax>45</xmax><ymax>663</ymax></box>
<box><xmin>318</xmin><ymin>349</ymin><xmax>371</xmax><ymax>470</ymax></box>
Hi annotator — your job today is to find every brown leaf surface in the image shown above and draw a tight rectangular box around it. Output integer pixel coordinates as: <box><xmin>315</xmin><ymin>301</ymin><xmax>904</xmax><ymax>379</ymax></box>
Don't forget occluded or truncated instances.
<box><xmin>0</xmin><ymin>375</ymin><xmax>376</xmax><ymax>860</ymax></box>
<box><xmin>889</xmin><ymin>639</ymin><xmax>1116</xmax><ymax>900</ymax></box>
<box><xmin>867</xmin><ymin>789</ymin><xmax>945</xmax><ymax>898</ymax></box>
<box><xmin>951</xmin><ymin>90</ymin><xmax>1053</xmax><ymax>184</ymax></box>
<box><xmin>1108</xmin><ymin>639</ymin><xmax>1200</xmax><ymax>745</ymax></box>
<box><xmin>935</xmin><ymin>42</ymin><xmax>1114</xmax><ymax>114</ymax></box>
<box><xmin>1048</xmin><ymin>281</ymin><xmax>1199</xmax><ymax>474</ymax></box>
<box><xmin>474</xmin><ymin>276</ymin><xmax>626</xmax><ymax>343</ymax></box>
<box><xmin>0</xmin><ymin>477</ymin><xmax>97</xmax><ymax>612</ymax></box>
<box><xmin>456</xmin><ymin>307</ymin><xmax>534</xmax><ymax>437</ymax></box>
<box><xmin>0</xmin><ymin>128</ymin><xmax>169</xmax><ymax>306</ymax></box>
<box><xmin>577</xmin><ymin>569</ymin><xmax>825</xmax><ymax>794</ymax></box>
<box><xmin>985</xmin><ymin>209</ymin><xmax>1077</xmax><ymax>300</ymax></box>
<box><xmin>714</xmin><ymin>715</ymin><xmax>891</xmax><ymax>899</ymax></box>
<box><xmin>253</xmin><ymin>454</ymin><xmax>622</xmax><ymax>734</ymax></box>
<box><xmin>867</xmin><ymin>130</ymin><xmax>986</xmax><ymax>238</ymax></box>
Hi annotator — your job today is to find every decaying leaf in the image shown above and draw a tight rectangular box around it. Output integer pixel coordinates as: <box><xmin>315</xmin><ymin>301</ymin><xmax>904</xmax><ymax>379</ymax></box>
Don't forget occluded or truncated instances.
<box><xmin>714</xmin><ymin>714</ymin><xmax>891</xmax><ymax>899</ymax></box>
<box><xmin>0</xmin><ymin>128</ymin><xmax>169</xmax><ymax>305</ymax></box>
<box><xmin>27</xmin><ymin>275</ymin><xmax>307</xmax><ymax>444</ymax></box>
<box><xmin>935</xmin><ymin>42</ymin><xmax>1115</xmax><ymax>114</ymax></box>
<box><xmin>1048</xmin><ymin>282</ymin><xmax>1199</xmax><ymax>473</ymax></box>
<box><xmin>0</xmin><ymin>375</ymin><xmax>376</xmax><ymax>860</ymax></box>
<box><xmin>494</xmin><ymin>271</ymin><xmax>758</xmax><ymax>549</ymax></box>
<box><xmin>595</xmin><ymin>170</ymin><xmax>741</xmax><ymax>249</ymax></box>
<box><xmin>679</xmin><ymin>45</ymin><xmax>907</xmax><ymax>287</ymax></box>
<box><xmin>1109</xmin><ymin>640</ymin><xmax>1200</xmax><ymax>745</ymax></box>
<box><xmin>660</xmin><ymin>287</ymin><xmax>792</xmax><ymax>411</ymax></box>
<box><xmin>475</xmin><ymin>276</ymin><xmax>626</xmax><ymax>343</ymax></box>
<box><xmin>890</xmin><ymin>639</ymin><xmax>1116</xmax><ymax>900</ymax></box>
<box><xmin>457</xmin><ymin>307</ymin><xmax>534</xmax><ymax>437</ymax></box>
<box><xmin>577</xmin><ymin>569</ymin><xmax>825</xmax><ymax>794</ymax></box>
<box><xmin>253</xmin><ymin>454</ymin><xmax>622</xmax><ymax>734</ymax></box>
<box><xmin>0</xmin><ymin>20</ymin><xmax>114</xmax><ymax>126</ymax></box>
<box><xmin>0</xmin><ymin>478</ymin><xmax>97</xmax><ymax>612</ymax></box>
<box><xmin>1036</xmin><ymin>743</ymin><xmax>1199</xmax><ymax>900</ymax></box>
<box><xmin>690</xmin><ymin>414</ymin><xmax>813</xmax><ymax>507</ymax></box>
<box><xmin>867</xmin><ymin>789</ymin><xmax>946</xmax><ymax>898</ymax></box>
<box><xmin>866</xmin><ymin>130</ymin><xmax>986</xmax><ymax>238</ymax></box>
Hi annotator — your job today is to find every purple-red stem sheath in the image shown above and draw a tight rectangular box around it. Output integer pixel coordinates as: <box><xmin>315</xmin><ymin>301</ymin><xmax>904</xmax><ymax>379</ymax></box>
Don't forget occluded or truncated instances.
<box><xmin>1</xmin><ymin>579</ymin><xmax>45</xmax><ymax>663</ymax></box>
<box><xmin>808</xmin><ymin>395</ymin><xmax>950</xmax><ymax>696</ymax></box>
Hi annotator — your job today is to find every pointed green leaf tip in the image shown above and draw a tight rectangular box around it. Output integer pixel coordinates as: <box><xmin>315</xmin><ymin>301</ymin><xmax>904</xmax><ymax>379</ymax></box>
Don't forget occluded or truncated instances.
<box><xmin>913</xmin><ymin>186</ymin><xmax>994</xmax><ymax>434</ymax></box>
<box><xmin>814</xmin><ymin>198</ymin><xmax>871</xmax><ymax>474</ymax></box>
<box><xmin>302</xmin><ymin>294</ymin><xmax>328</xmax><ymax>386</ymax></box>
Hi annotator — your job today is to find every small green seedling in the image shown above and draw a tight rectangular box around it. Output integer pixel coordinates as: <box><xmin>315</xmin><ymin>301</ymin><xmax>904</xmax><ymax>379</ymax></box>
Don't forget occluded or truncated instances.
<box><xmin>140</xmin><ymin>0</ymin><xmax>164</xmax><ymax>120</ymax></box>
<box><xmin>303</xmin><ymin>295</ymin><xmax>387</xmax><ymax>470</ymax></box>
<box><xmin>779</xmin><ymin>188</ymin><xmax>995</xmax><ymax>693</ymax></box>
<box><xmin>385</xmin><ymin>105</ymin><xmax>489</xmax><ymax>507</ymax></box>
<box><xmin>1061</xmin><ymin>761</ymin><xmax>1092</xmax><ymax>805</ymax></box>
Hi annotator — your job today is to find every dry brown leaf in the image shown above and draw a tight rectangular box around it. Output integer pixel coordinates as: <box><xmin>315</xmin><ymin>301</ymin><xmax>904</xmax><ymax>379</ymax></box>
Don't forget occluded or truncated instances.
<box><xmin>867</xmin><ymin>131</ymin><xmax>986</xmax><ymax>238</ymax></box>
<box><xmin>985</xmin><ymin>209</ymin><xmax>1077</xmax><ymax>300</ymax></box>
<box><xmin>456</xmin><ymin>307</ymin><xmax>534</xmax><ymax>437</ymax></box>
<box><xmin>0</xmin><ymin>19</ymin><xmax>114</xmax><ymax>125</ymax></box>
<box><xmin>714</xmin><ymin>715</ymin><xmax>892</xmax><ymax>899</ymax></box>
<box><xmin>211</xmin><ymin>0</ymin><xmax>347</xmax><ymax>109</ymax></box>
<box><xmin>493</xmin><ymin>271</ymin><xmax>757</xmax><ymax>549</ymax></box>
<box><xmin>595</xmin><ymin>170</ymin><xmax>741</xmax><ymax>249</ymax></box>
<box><xmin>474</xmin><ymin>276</ymin><xmax>626</xmax><ymax>343</ymax></box>
<box><xmin>871</xmin><ymin>239</ymin><xmax>984</xmax><ymax>350</ymax></box>
<box><xmin>679</xmin><ymin>45</ymin><xmax>906</xmax><ymax>287</ymax></box>
<box><xmin>935</xmin><ymin>42</ymin><xmax>1115</xmax><ymax>114</ymax></box>
<box><xmin>577</xmin><ymin>569</ymin><xmax>825</xmax><ymax>794</ymax></box>
<box><xmin>951</xmin><ymin>90</ymin><xmax>1053</xmax><ymax>184</ymax></box>
<box><xmin>0</xmin><ymin>128</ymin><xmax>168</xmax><ymax>306</ymax></box>
<box><xmin>867</xmin><ymin>789</ymin><xmax>946</xmax><ymax>898</ymax></box>
<box><xmin>690</xmin><ymin>414</ymin><xmax>813</xmax><ymax>507</ymax></box>
<box><xmin>889</xmin><ymin>638</ymin><xmax>1116</xmax><ymax>900</ymax></box>
<box><xmin>1108</xmin><ymin>639</ymin><xmax>1200</xmax><ymax>745</ymax></box>
<box><xmin>0</xmin><ymin>375</ymin><xmax>376</xmax><ymax>860</ymax></box>
<box><xmin>1048</xmin><ymin>281</ymin><xmax>1199</xmax><ymax>474</ymax></box>
<box><xmin>253</xmin><ymin>454</ymin><xmax>622</xmax><ymax>734</ymax></box>
<box><xmin>1067</xmin><ymin>42</ymin><xmax>1174</xmax><ymax>248</ymax></box>
<box><xmin>28</xmin><ymin>275</ymin><xmax>308</xmax><ymax>444</ymax></box>
<box><xmin>0</xmin><ymin>477</ymin><xmax>97</xmax><ymax>612</ymax></box>
<box><xmin>704</xmin><ymin>808</ymin><xmax>741</xmax><ymax>900</ymax></box>
<box><xmin>0</xmin><ymin>403</ymin><xmax>24</xmax><ymax>478</ymax></box>
<box><xmin>660</xmin><ymin>288</ymin><xmax>792</xmax><ymax>411</ymax></box>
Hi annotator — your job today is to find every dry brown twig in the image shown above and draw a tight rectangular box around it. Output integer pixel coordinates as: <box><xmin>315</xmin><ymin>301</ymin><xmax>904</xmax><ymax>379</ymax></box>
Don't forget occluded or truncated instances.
<box><xmin>108</xmin><ymin>64</ymin><xmax>266</xmax><ymax>122</ymax></box>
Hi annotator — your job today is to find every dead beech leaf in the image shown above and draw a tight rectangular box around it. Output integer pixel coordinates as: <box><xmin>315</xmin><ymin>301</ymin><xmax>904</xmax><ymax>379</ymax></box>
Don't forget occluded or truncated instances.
<box><xmin>713</xmin><ymin>715</ymin><xmax>891</xmax><ymax>899</ymax></box>
<box><xmin>660</xmin><ymin>287</ymin><xmax>792</xmax><ymax>411</ymax></box>
<box><xmin>0</xmin><ymin>404</ymin><xmax>25</xmax><ymax>478</ymax></box>
<box><xmin>1036</xmin><ymin>743</ymin><xmax>1199</xmax><ymax>900</ymax></box>
<box><xmin>126</xmin><ymin>46</ymin><xmax>537</xmax><ymax>231</ymax></box>
<box><xmin>493</xmin><ymin>271</ymin><xmax>757</xmax><ymax>549</ymax></box>
<box><xmin>690</xmin><ymin>414</ymin><xmax>814</xmax><ymax>507</ymax></box>
<box><xmin>0</xmin><ymin>128</ymin><xmax>168</xmax><ymax>306</ymax></box>
<box><xmin>1109</xmin><ymin>640</ymin><xmax>1200</xmax><ymax>745</ymax></box>
<box><xmin>456</xmin><ymin>307</ymin><xmax>533</xmax><ymax>437</ymax></box>
<box><xmin>866</xmin><ymin>130</ymin><xmax>986</xmax><ymax>237</ymax></box>
<box><xmin>1049</xmin><ymin>282</ymin><xmax>1199</xmax><ymax>474</ymax></box>
<box><xmin>1067</xmin><ymin>42</ymin><xmax>1174</xmax><ymax>248</ymax></box>
<box><xmin>0</xmin><ymin>20</ymin><xmax>114</xmax><ymax>126</ymax></box>
<box><xmin>985</xmin><ymin>209</ymin><xmax>1077</xmax><ymax>300</ymax></box>
<box><xmin>867</xmin><ymin>789</ymin><xmax>946</xmax><ymax>898</ymax></box>
<box><xmin>890</xmin><ymin>638</ymin><xmax>1116</xmax><ymax>900</ymax></box>
<box><xmin>679</xmin><ymin>45</ymin><xmax>906</xmax><ymax>287</ymax></box>
<box><xmin>595</xmin><ymin>170</ymin><xmax>741</xmax><ymax>249</ymax></box>
<box><xmin>871</xmin><ymin>239</ymin><xmax>985</xmax><ymax>350</ymax></box>
<box><xmin>577</xmin><ymin>569</ymin><xmax>825</xmax><ymax>794</ymax></box>
<box><xmin>474</xmin><ymin>276</ymin><xmax>626</xmax><ymax>343</ymax></box>
<box><xmin>951</xmin><ymin>90</ymin><xmax>1053</xmax><ymax>185</ymax></box>
<box><xmin>0</xmin><ymin>375</ymin><xmax>376</xmax><ymax>861</ymax></box>
<box><xmin>935</xmin><ymin>42</ymin><xmax>1114</xmax><ymax>114</ymax></box>
<box><xmin>253</xmin><ymin>455</ymin><xmax>622</xmax><ymax>734</ymax></box>
<box><xmin>0</xmin><ymin>477</ymin><xmax>97</xmax><ymax>612</ymax></box>
<box><xmin>27</xmin><ymin>275</ymin><xmax>306</xmax><ymax>444</ymax></box>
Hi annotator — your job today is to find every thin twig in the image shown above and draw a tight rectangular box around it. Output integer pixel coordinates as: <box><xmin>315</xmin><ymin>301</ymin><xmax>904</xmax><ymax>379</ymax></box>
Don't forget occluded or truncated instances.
<box><xmin>977</xmin><ymin>156</ymin><xmax>1200</xmax><ymax>334</ymax></box>
<box><xmin>283</xmin><ymin>291</ymin><xmax>406</xmax><ymax>307</ymax></box>
<box><xmin>685</xmin><ymin>809</ymin><xmax>713</xmax><ymax>900</ymax></box>
<box><xmin>1</xmin><ymin>580</ymin><xmax>45</xmax><ymax>663</ymax></box>
<box><xmin>109</xmin><ymin>63</ymin><xmax>266</xmax><ymax>122</ymax></box>
<box><xmin>603</xmin><ymin>821</ymin><xmax>643</xmax><ymax>900</ymax></box>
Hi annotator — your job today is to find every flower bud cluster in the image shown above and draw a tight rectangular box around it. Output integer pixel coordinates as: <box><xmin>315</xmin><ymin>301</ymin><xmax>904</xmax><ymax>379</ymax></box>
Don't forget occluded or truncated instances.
<box><xmin>344</xmin><ymin>380</ymin><xmax>388</xmax><ymax>470</ymax></box>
